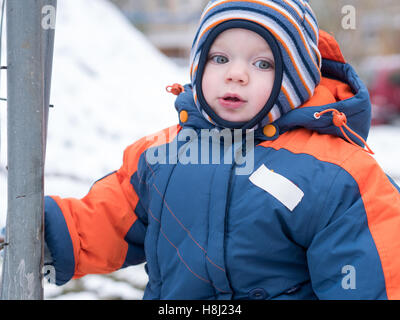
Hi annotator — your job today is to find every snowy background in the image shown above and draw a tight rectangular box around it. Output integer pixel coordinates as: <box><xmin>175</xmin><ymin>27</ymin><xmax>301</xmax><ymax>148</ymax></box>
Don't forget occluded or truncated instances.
<box><xmin>0</xmin><ymin>0</ymin><xmax>399</xmax><ymax>299</ymax></box>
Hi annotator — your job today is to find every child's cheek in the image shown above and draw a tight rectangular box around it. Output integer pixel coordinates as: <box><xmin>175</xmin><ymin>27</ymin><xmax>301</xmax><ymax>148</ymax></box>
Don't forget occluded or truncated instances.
<box><xmin>256</xmin><ymin>73</ymin><xmax>275</xmax><ymax>103</ymax></box>
<box><xmin>202</xmin><ymin>66</ymin><xmax>219</xmax><ymax>102</ymax></box>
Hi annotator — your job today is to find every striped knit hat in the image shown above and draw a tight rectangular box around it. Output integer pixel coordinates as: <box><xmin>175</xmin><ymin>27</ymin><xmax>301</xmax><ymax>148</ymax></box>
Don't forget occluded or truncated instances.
<box><xmin>190</xmin><ymin>0</ymin><xmax>322</xmax><ymax>129</ymax></box>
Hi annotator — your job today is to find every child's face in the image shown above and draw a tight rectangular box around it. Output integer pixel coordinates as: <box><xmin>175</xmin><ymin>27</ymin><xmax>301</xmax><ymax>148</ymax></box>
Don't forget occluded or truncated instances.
<box><xmin>202</xmin><ymin>28</ymin><xmax>275</xmax><ymax>123</ymax></box>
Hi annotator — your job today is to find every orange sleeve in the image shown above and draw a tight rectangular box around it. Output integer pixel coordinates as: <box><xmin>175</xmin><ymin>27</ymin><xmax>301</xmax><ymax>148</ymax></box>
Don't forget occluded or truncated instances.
<box><xmin>50</xmin><ymin>147</ymin><xmax>140</xmax><ymax>278</ymax></box>
<box><xmin>45</xmin><ymin>125</ymin><xmax>181</xmax><ymax>281</ymax></box>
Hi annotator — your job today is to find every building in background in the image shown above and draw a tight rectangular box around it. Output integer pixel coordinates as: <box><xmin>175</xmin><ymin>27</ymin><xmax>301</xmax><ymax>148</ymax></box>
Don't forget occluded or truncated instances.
<box><xmin>110</xmin><ymin>0</ymin><xmax>208</xmax><ymax>66</ymax></box>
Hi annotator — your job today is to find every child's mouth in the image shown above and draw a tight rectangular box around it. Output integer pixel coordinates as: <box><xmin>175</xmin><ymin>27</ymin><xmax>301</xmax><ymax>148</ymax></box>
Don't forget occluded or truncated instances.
<box><xmin>219</xmin><ymin>94</ymin><xmax>246</xmax><ymax>109</ymax></box>
<box><xmin>224</xmin><ymin>97</ymin><xmax>240</xmax><ymax>101</ymax></box>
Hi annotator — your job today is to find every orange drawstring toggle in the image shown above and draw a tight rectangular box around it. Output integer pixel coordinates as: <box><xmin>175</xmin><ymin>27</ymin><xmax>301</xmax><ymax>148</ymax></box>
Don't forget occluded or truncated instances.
<box><xmin>314</xmin><ymin>108</ymin><xmax>374</xmax><ymax>155</ymax></box>
<box><xmin>332</xmin><ymin>111</ymin><xmax>347</xmax><ymax>127</ymax></box>
<box><xmin>166</xmin><ymin>83</ymin><xmax>184</xmax><ymax>96</ymax></box>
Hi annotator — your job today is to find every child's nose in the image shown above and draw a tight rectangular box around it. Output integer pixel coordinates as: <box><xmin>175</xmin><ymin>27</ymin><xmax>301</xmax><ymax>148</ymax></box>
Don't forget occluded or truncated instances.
<box><xmin>225</xmin><ymin>62</ymin><xmax>249</xmax><ymax>85</ymax></box>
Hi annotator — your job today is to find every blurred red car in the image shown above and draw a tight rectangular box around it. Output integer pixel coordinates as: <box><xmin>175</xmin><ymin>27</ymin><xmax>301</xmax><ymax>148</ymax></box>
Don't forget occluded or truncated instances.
<box><xmin>360</xmin><ymin>55</ymin><xmax>400</xmax><ymax>125</ymax></box>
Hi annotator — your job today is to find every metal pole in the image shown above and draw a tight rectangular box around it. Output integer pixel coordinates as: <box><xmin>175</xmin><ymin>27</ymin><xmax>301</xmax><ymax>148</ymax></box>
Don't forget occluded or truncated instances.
<box><xmin>42</xmin><ymin>0</ymin><xmax>57</xmax><ymax>157</ymax></box>
<box><xmin>0</xmin><ymin>0</ymin><xmax>55</xmax><ymax>300</ymax></box>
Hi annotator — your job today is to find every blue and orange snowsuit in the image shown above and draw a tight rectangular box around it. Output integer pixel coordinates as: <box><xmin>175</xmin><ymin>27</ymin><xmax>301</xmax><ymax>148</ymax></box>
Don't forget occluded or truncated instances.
<box><xmin>45</xmin><ymin>31</ymin><xmax>400</xmax><ymax>299</ymax></box>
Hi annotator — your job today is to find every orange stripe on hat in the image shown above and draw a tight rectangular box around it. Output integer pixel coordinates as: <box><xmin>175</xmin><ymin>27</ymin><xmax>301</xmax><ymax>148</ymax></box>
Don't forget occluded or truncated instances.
<box><xmin>281</xmin><ymin>85</ymin><xmax>296</xmax><ymax>109</ymax></box>
<box><xmin>311</xmin><ymin>43</ymin><xmax>322</xmax><ymax>69</ymax></box>
<box><xmin>259</xmin><ymin>128</ymin><xmax>400</xmax><ymax>299</ymax></box>
<box><xmin>267</xmin><ymin>112</ymin><xmax>274</xmax><ymax>123</ymax></box>
<box><xmin>191</xmin><ymin>64</ymin><xmax>199</xmax><ymax>80</ymax></box>
<box><xmin>305</xmin><ymin>14</ymin><xmax>318</xmax><ymax>41</ymax></box>
<box><xmin>282</xmin><ymin>0</ymin><xmax>303</xmax><ymax>18</ymax></box>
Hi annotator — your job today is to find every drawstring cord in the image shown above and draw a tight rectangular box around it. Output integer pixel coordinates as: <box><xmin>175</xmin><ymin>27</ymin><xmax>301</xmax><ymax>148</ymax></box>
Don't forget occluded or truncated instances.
<box><xmin>166</xmin><ymin>83</ymin><xmax>184</xmax><ymax>96</ymax></box>
<box><xmin>314</xmin><ymin>109</ymin><xmax>374</xmax><ymax>155</ymax></box>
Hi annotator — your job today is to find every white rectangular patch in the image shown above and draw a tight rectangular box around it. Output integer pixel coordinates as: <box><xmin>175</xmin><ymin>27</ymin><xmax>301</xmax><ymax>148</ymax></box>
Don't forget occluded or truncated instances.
<box><xmin>249</xmin><ymin>164</ymin><xmax>304</xmax><ymax>211</ymax></box>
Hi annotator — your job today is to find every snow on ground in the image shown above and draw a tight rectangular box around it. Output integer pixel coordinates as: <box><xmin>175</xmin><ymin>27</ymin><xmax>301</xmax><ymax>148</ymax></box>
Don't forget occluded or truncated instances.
<box><xmin>0</xmin><ymin>0</ymin><xmax>399</xmax><ymax>300</ymax></box>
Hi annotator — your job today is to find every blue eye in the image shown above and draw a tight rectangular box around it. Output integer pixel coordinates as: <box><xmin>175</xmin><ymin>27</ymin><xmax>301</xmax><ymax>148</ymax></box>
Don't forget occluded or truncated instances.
<box><xmin>254</xmin><ymin>60</ymin><xmax>272</xmax><ymax>70</ymax></box>
<box><xmin>211</xmin><ymin>55</ymin><xmax>229</xmax><ymax>64</ymax></box>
